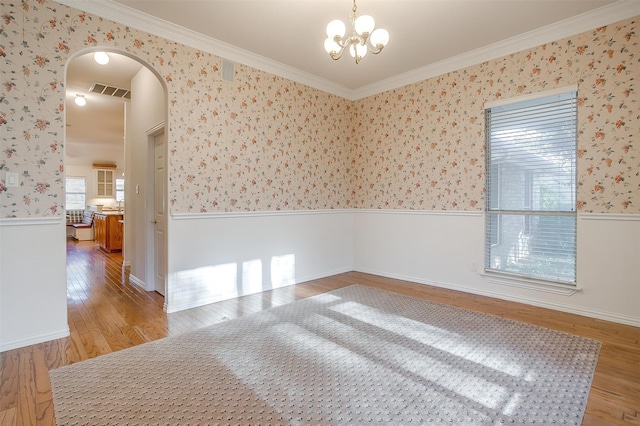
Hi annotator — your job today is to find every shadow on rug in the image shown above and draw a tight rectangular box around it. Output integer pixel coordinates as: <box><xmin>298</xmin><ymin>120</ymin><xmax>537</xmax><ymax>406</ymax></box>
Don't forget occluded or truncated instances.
<box><xmin>50</xmin><ymin>284</ymin><xmax>600</xmax><ymax>425</ymax></box>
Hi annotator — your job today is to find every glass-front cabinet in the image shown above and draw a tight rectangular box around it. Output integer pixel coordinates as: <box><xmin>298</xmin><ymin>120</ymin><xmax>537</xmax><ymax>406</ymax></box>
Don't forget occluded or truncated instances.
<box><xmin>96</xmin><ymin>169</ymin><xmax>114</xmax><ymax>197</ymax></box>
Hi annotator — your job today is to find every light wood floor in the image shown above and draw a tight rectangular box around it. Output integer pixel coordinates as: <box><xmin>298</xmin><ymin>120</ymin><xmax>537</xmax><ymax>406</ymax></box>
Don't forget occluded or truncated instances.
<box><xmin>0</xmin><ymin>240</ymin><xmax>638</xmax><ymax>425</ymax></box>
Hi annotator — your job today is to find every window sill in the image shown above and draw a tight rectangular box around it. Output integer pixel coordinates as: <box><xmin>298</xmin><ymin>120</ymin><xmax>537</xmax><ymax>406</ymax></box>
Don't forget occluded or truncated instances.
<box><xmin>480</xmin><ymin>271</ymin><xmax>581</xmax><ymax>296</ymax></box>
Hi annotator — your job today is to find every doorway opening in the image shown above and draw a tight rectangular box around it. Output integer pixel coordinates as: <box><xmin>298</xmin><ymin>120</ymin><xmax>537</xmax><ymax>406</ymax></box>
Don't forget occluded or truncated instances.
<box><xmin>65</xmin><ymin>48</ymin><xmax>168</xmax><ymax>298</ymax></box>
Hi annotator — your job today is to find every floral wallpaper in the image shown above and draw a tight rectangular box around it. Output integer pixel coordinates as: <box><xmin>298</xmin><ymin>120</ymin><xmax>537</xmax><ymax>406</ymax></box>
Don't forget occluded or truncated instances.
<box><xmin>0</xmin><ymin>0</ymin><xmax>351</xmax><ymax>217</ymax></box>
<box><xmin>352</xmin><ymin>18</ymin><xmax>639</xmax><ymax>213</ymax></box>
<box><xmin>0</xmin><ymin>1</ymin><xmax>637</xmax><ymax>217</ymax></box>
<box><xmin>168</xmin><ymin>65</ymin><xmax>352</xmax><ymax>212</ymax></box>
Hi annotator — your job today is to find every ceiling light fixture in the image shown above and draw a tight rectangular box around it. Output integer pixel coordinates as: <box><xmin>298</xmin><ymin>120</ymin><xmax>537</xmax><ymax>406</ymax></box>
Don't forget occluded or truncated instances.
<box><xmin>324</xmin><ymin>0</ymin><xmax>389</xmax><ymax>64</ymax></box>
<box><xmin>74</xmin><ymin>94</ymin><xmax>86</xmax><ymax>106</ymax></box>
<box><xmin>94</xmin><ymin>51</ymin><xmax>110</xmax><ymax>65</ymax></box>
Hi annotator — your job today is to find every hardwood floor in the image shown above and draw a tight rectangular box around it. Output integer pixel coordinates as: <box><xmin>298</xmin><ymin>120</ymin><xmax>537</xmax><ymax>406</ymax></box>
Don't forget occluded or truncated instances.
<box><xmin>0</xmin><ymin>240</ymin><xmax>638</xmax><ymax>425</ymax></box>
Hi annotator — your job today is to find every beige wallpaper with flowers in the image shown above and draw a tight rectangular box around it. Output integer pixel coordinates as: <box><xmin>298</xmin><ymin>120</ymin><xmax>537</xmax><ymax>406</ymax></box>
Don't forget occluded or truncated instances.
<box><xmin>352</xmin><ymin>18</ymin><xmax>639</xmax><ymax>213</ymax></box>
<box><xmin>0</xmin><ymin>0</ymin><xmax>351</xmax><ymax>217</ymax></box>
<box><xmin>168</xmin><ymin>64</ymin><xmax>353</xmax><ymax>212</ymax></box>
<box><xmin>0</xmin><ymin>1</ymin><xmax>637</xmax><ymax>217</ymax></box>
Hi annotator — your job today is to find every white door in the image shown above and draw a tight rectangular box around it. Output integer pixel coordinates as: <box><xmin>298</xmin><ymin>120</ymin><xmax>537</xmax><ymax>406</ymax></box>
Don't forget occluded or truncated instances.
<box><xmin>153</xmin><ymin>131</ymin><xmax>166</xmax><ymax>295</ymax></box>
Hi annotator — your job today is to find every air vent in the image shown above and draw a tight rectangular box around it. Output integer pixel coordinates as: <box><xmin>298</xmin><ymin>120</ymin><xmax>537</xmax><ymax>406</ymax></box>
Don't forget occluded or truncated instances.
<box><xmin>89</xmin><ymin>82</ymin><xmax>131</xmax><ymax>99</ymax></box>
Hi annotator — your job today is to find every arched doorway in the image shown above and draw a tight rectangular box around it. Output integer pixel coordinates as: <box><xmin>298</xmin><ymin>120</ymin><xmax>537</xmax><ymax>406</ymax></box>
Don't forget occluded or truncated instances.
<box><xmin>65</xmin><ymin>48</ymin><xmax>168</xmax><ymax>297</ymax></box>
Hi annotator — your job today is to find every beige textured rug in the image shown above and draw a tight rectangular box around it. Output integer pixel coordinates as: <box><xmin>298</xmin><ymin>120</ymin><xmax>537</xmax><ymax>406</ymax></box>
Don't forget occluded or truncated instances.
<box><xmin>50</xmin><ymin>285</ymin><xmax>600</xmax><ymax>425</ymax></box>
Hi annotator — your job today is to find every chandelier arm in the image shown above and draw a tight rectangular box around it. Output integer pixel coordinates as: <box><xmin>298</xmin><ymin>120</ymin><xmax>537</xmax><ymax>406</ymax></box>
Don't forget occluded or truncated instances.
<box><xmin>333</xmin><ymin>35</ymin><xmax>348</xmax><ymax>48</ymax></box>
<box><xmin>328</xmin><ymin>34</ymin><xmax>349</xmax><ymax>60</ymax></box>
<box><xmin>330</xmin><ymin>47</ymin><xmax>346</xmax><ymax>61</ymax></box>
<box><xmin>366</xmin><ymin>40</ymin><xmax>385</xmax><ymax>55</ymax></box>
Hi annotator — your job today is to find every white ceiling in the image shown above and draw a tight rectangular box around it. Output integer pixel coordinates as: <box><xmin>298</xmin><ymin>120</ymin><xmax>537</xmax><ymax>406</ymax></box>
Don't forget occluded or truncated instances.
<box><xmin>65</xmin><ymin>52</ymin><xmax>141</xmax><ymax>165</ymax></box>
<box><xmin>56</xmin><ymin>0</ymin><xmax>639</xmax><ymax>100</ymax></box>
<box><xmin>111</xmin><ymin>0</ymin><xmax>620</xmax><ymax>91</ymax></box>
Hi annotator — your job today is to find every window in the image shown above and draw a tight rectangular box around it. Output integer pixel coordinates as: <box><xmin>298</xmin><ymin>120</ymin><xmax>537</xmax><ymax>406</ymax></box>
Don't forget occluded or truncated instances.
<box><xmin>66</xmin><ymin>177</ymin><xmax>87</xmax><ymax>210</ymax></box>
<box><xmin>116</xmin><ymin>178</ymin><xmax>125</xmax><ymax>202</ymax></box>
<box><xmin>484</xmin><ymin>88</ymin><xmax>577</xmax><ymax>284</ymax></box>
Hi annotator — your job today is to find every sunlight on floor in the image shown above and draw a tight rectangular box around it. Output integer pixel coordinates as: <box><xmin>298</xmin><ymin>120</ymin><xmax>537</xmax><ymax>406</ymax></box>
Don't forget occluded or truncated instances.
<box><xmin>302</xmin><ymin>310</ymin><xmax>513</xmax><ymax>412</ymax></box>
<box><xmin>330</xmin><ymin>301</ymin><xmax>525</xmax><ymax>378</ymax></box>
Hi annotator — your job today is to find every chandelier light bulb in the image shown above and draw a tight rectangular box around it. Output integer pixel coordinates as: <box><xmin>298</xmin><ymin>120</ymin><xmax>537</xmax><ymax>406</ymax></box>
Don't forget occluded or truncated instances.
<box><xmin>354</xmin><ymin>15</ymin><xmax>375</xmax><ymax>35</ymax></box>
<box><xmin>350</xmin><ymin>43</ymin><xmax>368</xmax><ymax>62</ymax></box>
<box><xmin>370</xmin><ymin>28</ymin><xmax>389</xmax><ymax>48</ymax></box>
<box><xmin>324</xmin><ymin>37</ymin><xmax>341</xmax><ymax>55</ymax></box>
<box><xmin>326</xmin><ymin>20</ymin><xmax>346</xmax><ymax>39</ymax></box>
<box><xmin>94</xmin><ymin>51</ymin><xmax>110</xmax><ymax>65</ymax></box>
<box><xmin>323</xmin><ymin>0</ymin><xmax>388</xmax><ymax>64</ymax></box>
<box><xmin>74</xmin><ymin>94</ymin><xmax>86</xmax><ymax>106</ymax></box>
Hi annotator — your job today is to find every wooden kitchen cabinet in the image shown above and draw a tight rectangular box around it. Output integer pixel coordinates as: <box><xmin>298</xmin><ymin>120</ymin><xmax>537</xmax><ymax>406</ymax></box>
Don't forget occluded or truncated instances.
<box><xmin>94</xmin><ymin>213</ymin><xmax>123</xmax><ymax>252</ymax></box>
<box><xmin>94</xmin><ymin>214</ymin><xmax>106</xmax><ymax>247</ymax></box>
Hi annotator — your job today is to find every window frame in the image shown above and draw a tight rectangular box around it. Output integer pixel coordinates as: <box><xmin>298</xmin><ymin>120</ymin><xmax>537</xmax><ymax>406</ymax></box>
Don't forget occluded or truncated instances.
<box><xmin>483</xmin><ymin>85</ymin><xmax>578</xmax><ymax>286</ymax></box>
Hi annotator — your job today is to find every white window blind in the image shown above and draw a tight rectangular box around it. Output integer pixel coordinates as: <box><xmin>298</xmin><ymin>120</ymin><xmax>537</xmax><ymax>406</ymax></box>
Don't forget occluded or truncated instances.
<box><xmin>485</xmin><ymin>90</ymin><xmax>577</xmax><ymax>284</ymax></box>
<box><xmin>66</xmin><ymin>177</ymin><xmax>87</xmax><ymax>210</ymax></box>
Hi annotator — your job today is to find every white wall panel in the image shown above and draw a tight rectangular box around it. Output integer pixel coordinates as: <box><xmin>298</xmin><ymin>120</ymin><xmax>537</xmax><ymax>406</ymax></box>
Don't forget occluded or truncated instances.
<box><xmin>2</xmin><ymin>210</ymin><xmax>636</xmax><ymax>352</ymax></box>
<box><xmin>353</xmin><ymin>210</ymin><xmax>640</xmax><ymax>327</ymax></box>
<box><xmin>0</xmin><ymin>220</ymin><xmax>69</xmax><ymax>351</ymax></box>
<box><xmin>166</xmin><ymin>211</ymin><xmax>354</xmax><ymax>312</ymax></box>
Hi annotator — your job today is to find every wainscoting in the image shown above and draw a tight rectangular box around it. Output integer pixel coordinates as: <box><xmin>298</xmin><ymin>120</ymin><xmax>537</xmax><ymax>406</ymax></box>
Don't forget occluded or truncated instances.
<box><xmin>0</xmin><ymin>241</ymin><xmax>637</xmax><ymax>424</ymax></box>
<box><xmin>353</xmin><ymin>210</ymin><xmax>640</xmax><ymax>327</ymax></box>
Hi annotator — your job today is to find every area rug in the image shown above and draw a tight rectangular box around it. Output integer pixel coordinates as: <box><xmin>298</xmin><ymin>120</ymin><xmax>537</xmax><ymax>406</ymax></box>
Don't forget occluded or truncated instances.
<box><xmin>50</xmin><ymin>284</ymin><xmax>601</xmax><ymax>425</ymax></box>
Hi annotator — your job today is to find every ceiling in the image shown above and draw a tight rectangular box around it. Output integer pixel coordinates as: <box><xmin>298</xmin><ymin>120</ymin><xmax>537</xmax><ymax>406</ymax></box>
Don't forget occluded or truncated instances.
<box><xmin>65</xmin><ymin>52</ymin><xmax>141</xmax><ymax>165</ymax></box>
<box><xmin>105</xmin><ymin>0</ymin><xmax>633</xmax><ymax>96</ymax></box>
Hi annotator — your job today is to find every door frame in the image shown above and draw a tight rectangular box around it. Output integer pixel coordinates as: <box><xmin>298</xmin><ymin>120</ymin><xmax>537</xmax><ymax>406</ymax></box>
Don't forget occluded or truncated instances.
<box><xmin>146</xmin><ymin>122</ymin><xmax>167</xmax><ymax>298</ymax></box>
<box><xmin>64</xmin><ymin>47</ymin><xmax>169</xmax><ymax>307</ymax></box>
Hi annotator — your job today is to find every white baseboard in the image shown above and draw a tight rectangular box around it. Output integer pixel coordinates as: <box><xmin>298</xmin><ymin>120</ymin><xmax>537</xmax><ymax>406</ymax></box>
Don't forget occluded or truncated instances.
<box><xmin>354</xmin><ymin>267</ymin><xmax>640</xmax><ymax>328</ymax></box>
<box><xmin>165</xmin><ymin>291</ymin><xmax>242</xmax><ymax>314</ymax></box>
<box><xmin>129</xmin><ymin>274</ymin><xmax>146</xmax><ymax>290</ymax></box>
<box><xmin>0</xmin><ymin>327</ymin><xmax>70</xmax><ymax>353</ymax></box>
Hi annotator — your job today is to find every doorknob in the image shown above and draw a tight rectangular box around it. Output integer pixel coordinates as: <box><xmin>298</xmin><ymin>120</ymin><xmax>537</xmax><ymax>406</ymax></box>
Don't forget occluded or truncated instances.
<box><xmin>151</xmin><ymin>219</ymin><xmax>157</xmax><ymax>224</ymax></box>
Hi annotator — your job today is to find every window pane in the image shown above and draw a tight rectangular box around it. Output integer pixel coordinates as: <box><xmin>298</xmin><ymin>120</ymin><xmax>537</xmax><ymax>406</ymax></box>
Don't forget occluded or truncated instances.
<box><xmin>66</xmin><ymin>177</ymin><xmax>86</xmax><ymax>193</ymax></box>
<box><xmin>486</xmin><ymin>213</ymin><xmax>576</xmax><ymax>283</ymax></box>
<box><xmin>487</xmin><ymin>93</ymin><xmax>576</xmax><ymax>213</ymax></box>
<box><xmin>66</xmin><ymin>194</ymin><xmax>86</xmax><ymax>210</ymax></box>
<box><xmin>116</xmin><ymin>178</ymin><xmax>125</xmax><ymax>202</ymax></box>
<box><xmin>66</xmin><ymin>177</ymin><xmax>86</xmax><ymax>210</ymax></box>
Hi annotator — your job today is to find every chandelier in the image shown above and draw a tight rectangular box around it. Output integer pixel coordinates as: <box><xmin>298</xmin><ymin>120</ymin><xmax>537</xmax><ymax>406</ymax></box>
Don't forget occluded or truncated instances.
<box><xmin>323</xmin><ymin>0</ymin><xmax>389</xmax><ymax>64</ymax></box>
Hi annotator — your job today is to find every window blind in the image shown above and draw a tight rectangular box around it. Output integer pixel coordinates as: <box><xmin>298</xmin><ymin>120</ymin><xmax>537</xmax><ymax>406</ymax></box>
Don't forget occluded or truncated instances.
<box><xmin>66</xmin><ymin>177</ymin><xmax>87</xmax><ymax>210</ymax></box>
<box><xmin>485</xmin><ymin>90</ymin><xmax>577</xmax><ymax>284</ymax></box>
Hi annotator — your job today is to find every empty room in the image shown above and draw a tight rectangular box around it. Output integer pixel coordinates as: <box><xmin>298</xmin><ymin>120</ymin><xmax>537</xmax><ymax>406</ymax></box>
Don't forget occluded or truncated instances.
<box><xmin>0</xmin><ymin>0</ymin><xmax>638</xmax><ymax>424</ymax></box>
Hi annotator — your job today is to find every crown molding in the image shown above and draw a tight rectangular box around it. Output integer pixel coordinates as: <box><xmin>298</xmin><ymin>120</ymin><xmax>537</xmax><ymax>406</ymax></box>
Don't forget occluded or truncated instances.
<box><xmin>352</xmin><ymin>0</ymin><xmax>640</xmax><ymax>99</ymax></box>
<box><xmin>55</xmin><ymin>0</ymin><xmax>639</xmax><ymax>101</ymax></box>
<box><xmin>54</xmin><ymin>0</ymin><xmax>352</xmax><ymax>98</ymax></box>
